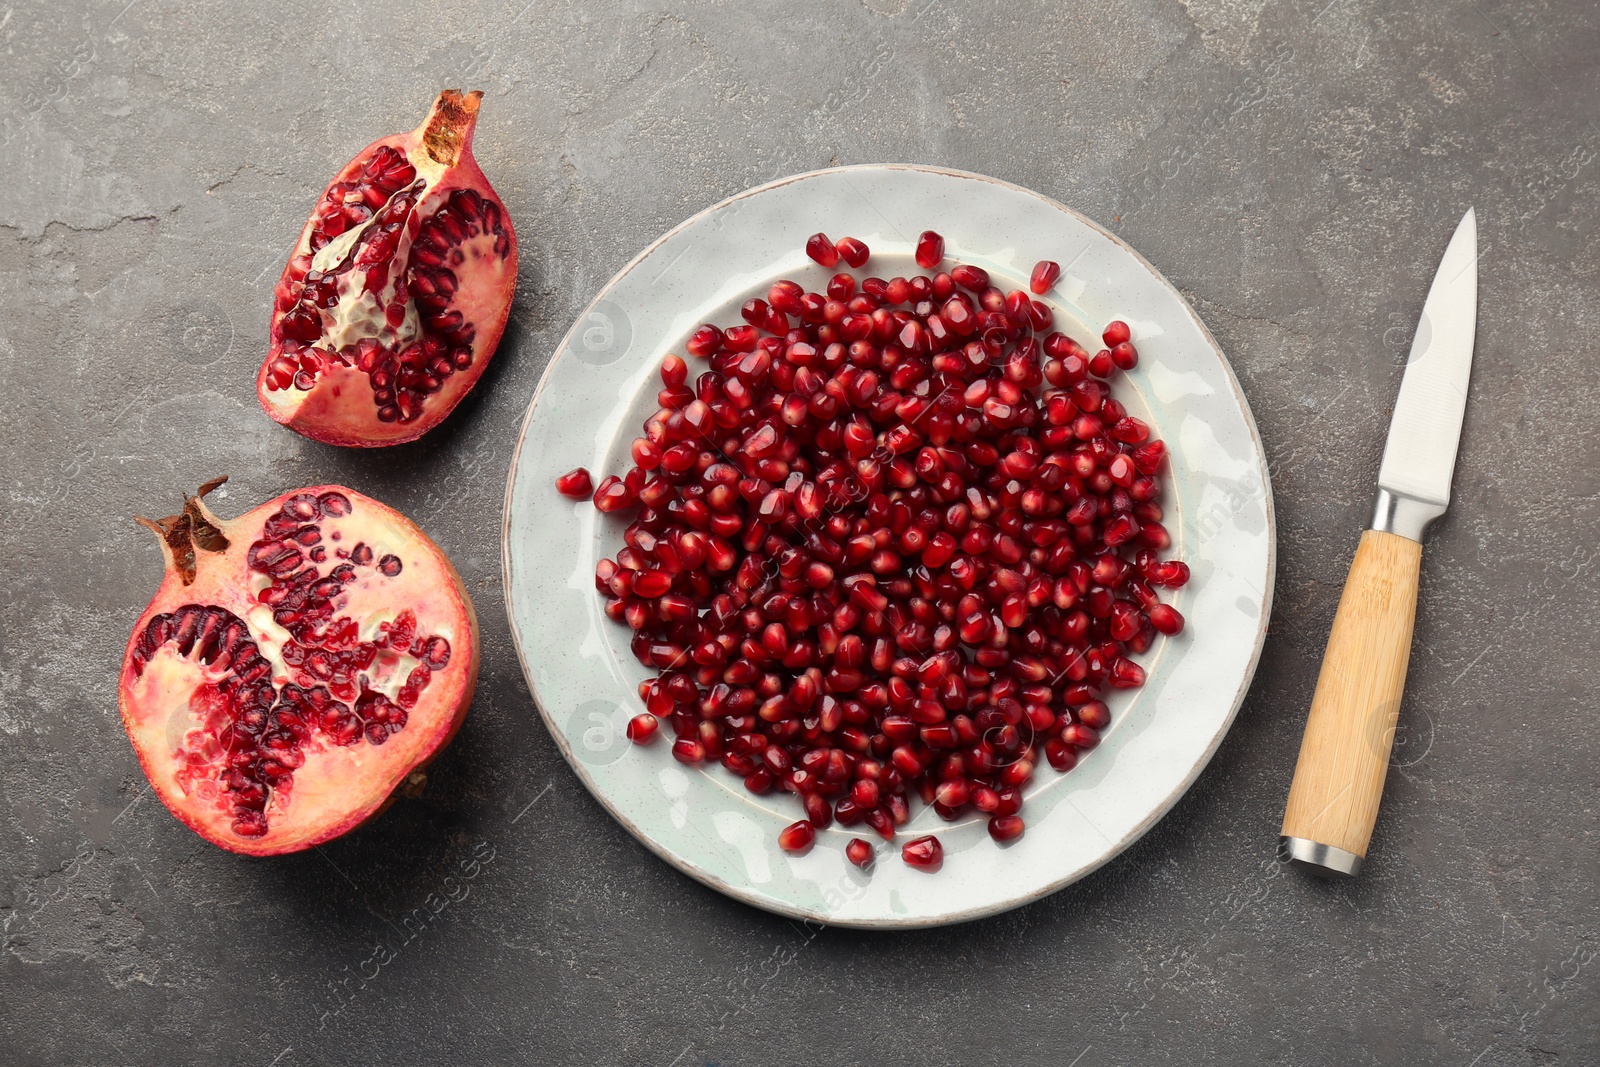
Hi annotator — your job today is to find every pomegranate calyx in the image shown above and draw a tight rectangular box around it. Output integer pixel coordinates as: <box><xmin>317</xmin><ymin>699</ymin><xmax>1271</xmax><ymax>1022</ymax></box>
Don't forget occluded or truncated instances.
<box><xmin>420</xmin><ymin>89</ymin><xmax>481</xmax><ymax>167</ymax></box>
<box><xmin>134</xmin><ymin>476</ymin><xmax>232</xmax><ymax>585</ymax></box>
<box><xmin>185</xmin><ymin>476</ymin><xmax>231</xmax><ymax>551</ymax></box>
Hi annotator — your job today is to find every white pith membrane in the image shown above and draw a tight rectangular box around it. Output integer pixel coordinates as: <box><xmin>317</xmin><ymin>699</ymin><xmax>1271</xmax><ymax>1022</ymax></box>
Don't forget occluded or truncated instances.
<box><xmin>306</xmin><ymin>220</ymin><xmax>427</xmax><ymax>354</ymax></box>
<box><xmin>122</xmin><ymin>492</ymin><xmax>471</xmax><ymax>852</ymax></box>
<box><xmin>291</xmin><ymin>217</ymin><xmax>507</xmax><ymax>359</ymax></box>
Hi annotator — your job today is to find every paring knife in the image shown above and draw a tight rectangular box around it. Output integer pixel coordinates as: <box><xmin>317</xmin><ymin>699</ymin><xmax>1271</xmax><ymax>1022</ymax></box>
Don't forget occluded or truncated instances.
<box><xmin>1279</xmin><ymin>208</ymin><xmax>1478</xmax><ymax>878</ymax></box>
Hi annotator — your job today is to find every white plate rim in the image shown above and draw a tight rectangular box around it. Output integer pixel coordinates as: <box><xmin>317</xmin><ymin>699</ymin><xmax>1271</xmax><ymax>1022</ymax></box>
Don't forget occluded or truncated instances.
<box><xmin>501</xmin><ymin>163</ymin><xmax>1276</xmax><ymax>928</ymax></box>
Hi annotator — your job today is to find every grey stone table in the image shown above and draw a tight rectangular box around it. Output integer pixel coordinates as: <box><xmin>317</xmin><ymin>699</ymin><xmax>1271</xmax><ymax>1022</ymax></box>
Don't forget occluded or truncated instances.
<box><xmin>2</xmin><ymin>1</ymin><xmax>1595</xmax><ymax>1064</ymax></box>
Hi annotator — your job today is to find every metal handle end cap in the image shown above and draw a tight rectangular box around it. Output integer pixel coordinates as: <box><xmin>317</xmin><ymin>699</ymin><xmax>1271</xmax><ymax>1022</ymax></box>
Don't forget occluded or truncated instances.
<box><xmin>1278</xmin><ymin>836</ymin><xmax>1364</xmax><ymax>878</ymax></box>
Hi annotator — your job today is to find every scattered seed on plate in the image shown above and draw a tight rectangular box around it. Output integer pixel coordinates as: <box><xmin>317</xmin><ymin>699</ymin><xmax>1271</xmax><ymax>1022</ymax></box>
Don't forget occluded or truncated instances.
<box><xmin>1029</xmin><ymin>260</ymin><xmax>1061</xmax><ymax>295</ymax></box>
<box><xmin>555</xmin><ymin>467</ymin><xmax>593</xmax><ymax>498</ymax></box>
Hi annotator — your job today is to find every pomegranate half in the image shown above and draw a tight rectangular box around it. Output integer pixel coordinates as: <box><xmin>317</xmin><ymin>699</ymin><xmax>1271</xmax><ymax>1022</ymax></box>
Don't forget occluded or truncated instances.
<box><xmin>259</xmin><ymin>89</ymin><xmax>518</xmax><ymax>447</ymax></box>
<box><xmin>119</xmin><ymin>479</ymin><xmax>478</xmax><ymax>855</ymax></box>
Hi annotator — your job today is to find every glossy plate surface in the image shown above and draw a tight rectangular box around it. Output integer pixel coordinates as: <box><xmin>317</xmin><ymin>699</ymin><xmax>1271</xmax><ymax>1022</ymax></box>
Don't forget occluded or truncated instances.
<box><xmin>503</xmin><ymin>165</ymin><xmax>1274</xmax><ymax>927</ymax></box>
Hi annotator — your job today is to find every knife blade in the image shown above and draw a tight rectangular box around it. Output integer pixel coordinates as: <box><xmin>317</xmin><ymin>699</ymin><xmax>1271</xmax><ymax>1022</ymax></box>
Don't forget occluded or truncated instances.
<box><xmin>1374</xmin><ymin>207</ymin><xmax>1479</xmax><ymax>538</ymax></box>
<box><xmin>1279</xmin><ymin>208</ymin><xmax>1478</xmax><ymax>877</ymax></box>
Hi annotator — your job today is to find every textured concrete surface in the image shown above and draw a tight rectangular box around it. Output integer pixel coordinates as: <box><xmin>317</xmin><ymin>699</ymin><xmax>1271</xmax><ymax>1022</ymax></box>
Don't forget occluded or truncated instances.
<box><xmin>2</xmin><ymin>1</ymin><xmax>1596</xmax><ymax>1064</ymax></box>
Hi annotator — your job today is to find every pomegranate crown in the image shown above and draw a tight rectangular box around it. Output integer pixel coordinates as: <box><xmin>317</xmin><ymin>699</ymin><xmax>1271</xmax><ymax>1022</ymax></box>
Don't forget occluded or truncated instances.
<box><xmin>134</xmin><ymin>476</ymin><xmax>230</xmax><ymax>585</ymax></box>
<box><xmin>421</xmin><ymin>89</ymin><xmax>482</xmax><ymax>167</ymax></box>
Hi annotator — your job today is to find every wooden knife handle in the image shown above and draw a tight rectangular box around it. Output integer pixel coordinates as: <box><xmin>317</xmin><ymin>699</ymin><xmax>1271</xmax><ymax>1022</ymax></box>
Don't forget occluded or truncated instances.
<box><xmin>1281</xmin><ymin>529</ymin><xmax>1423</xmax><ymax>866</ymax></box>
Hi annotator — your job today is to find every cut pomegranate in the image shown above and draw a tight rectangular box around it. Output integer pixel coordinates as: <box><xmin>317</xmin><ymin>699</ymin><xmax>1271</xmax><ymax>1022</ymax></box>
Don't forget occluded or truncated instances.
<box><xmin>259</xmin><ymin>90</ymin><xmax>518</xmax><ymax>447</ymax></box>
<box><xmin>120</xmin><ymin>478</ymin><xmax>477</xmax><ymax>854</ymax></box>
<box><xmin>597</xmin><ymin>231</ymin><xmax>1186</xmax><ymax>868</ymax></box>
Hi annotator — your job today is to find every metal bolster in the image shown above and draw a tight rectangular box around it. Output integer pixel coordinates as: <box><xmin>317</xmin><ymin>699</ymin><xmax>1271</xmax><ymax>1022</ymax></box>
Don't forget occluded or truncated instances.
<box><xmin>1278</xmin><ymin>836</ymin><xmax>1364</xmax><ymax>878</ymax></box>
<box><xmin>1370</xmin><ymin>488</ymin><xmax>1446</xmax><ymax>543</ymax></box>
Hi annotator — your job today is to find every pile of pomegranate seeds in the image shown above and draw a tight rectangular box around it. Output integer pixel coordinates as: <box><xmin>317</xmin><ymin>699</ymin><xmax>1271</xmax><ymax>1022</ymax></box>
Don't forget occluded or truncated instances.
<box><xmin>567</xmin><ymin>230</ymin><xmax>1189</xmax><ymax>870</ymax></box>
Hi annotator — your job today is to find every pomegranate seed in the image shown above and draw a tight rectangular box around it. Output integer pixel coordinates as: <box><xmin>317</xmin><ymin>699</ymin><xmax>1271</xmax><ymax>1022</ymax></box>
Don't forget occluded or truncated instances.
<box><xmin>632</xmin><ymin>570</ymin><xmax>672</xmax><ymax>598</ymax></box>
<box><xmin>865</xmin><ymin>806</ymin><xmax>895</xmax><ymax>840</ymax></box>
<box><xmin>988</xmin><ymin>814</ymin><xmax>1025</xmax><ymax>842</ymax></box>
<box><xmin>724</xmin><ymin>325</ymin><xmax>759</xmax><ymax>352</ymax></box>
<box><xmin>1003</xmin><ymin>289</ymin><xmax>1032</xmax><ymax>327</ymax></box>
<box><xmin>1139</xmin><ymin>522</ymin><xmax>1171</xmax><ymax>551</ymax></box>
<box><xmin>1132</xmin><ymin>440</ymin><xmax>1168</xmax><ymax>475</ymax></box>
<box><xmin>769</xmin><ymin>280</ymin><xmax>805</xmax><ymax>315</ymax></box>
<box><xmin>580</xmin><ymin>229</ymin><xmax>1187</xmax><ymax>873</ymax></box>
<box><xmin>660</xmin><ymin>354</ymin><xmax>687</xmax><ymax>388</ymax></box>
<box><xmin>804</xmin><ymin>792</ymin><xmax>833</xmax><ymax>829</ymax></box>
<box><xmin>1045</xmin><ymin>740</ymin><xmax>1078</xmax><ymax>771</ymax></box>
<box><xmin>805</xmin><ymin>233</ymin><xmax>840</xmax><ymax>268</ymax></box>
<box><xmin>846</xmin><ymin>837</ymin><xmax>874</xmax><ymax>869</ymax></box>
<box><xmin>592</xmin><ymin>475</ymin><xmax>635</xmax><ymax>513</ymax></box>
<box><xmin>1109</xmin><ymin>657</ymin><xmax>1145</xmax><ymax>688</ymax></box>
<box><xmin>1109</xmin><ymin>600</ymin><xmax>1141</xmax><ymax>641</ymax></box>
<box><xmin>836</xmin><ymin>236</ymin><xmax>870</xmax><ymax>268</ymax></box>
<box><xmin>1111</xmin><ymin>416</ymin><xmax>1149</xmax><ymax>443</ymax></box>
<box><xmin>1102</xmin><ymin>320</ymin><xmax>1131</xmax><ymax>346</ymax></box>
<box><xmin>1029</xmin><ymin>260</ymin><xmax>1061</xmax><ymax>295</ymax></box>
<box><xmin>778</xmin><ymin>819</ymin><xmax>816</xmax><ymax>852</ymax></box>
<box><xmin>901</xmin><ymin>834</ymin><xmax>943</xmax><ymax>869</ymax></box>
<box><xmin>1077</xmin><ymin>700</ymin><xmax>1111</xmax><ymax>729</ymax></box>
<box><xmin>1149</xmin><ymin>559</ymin><xmax>1189</xmax><ymax>586</ymax></box>
<box><xmin>686</xmin><ymin>324</ymin><xmax>723</xmax><ymax>359</ymax></box>
<box><xmin>935</xmin><ymin>778</ymin><xmax>969</xmax><ymax>808</ymax></box>
<box><xmin>555</xmin><ymin>467</ymin><xmax>593</xmax><ymax>498</ymax></box>
<box><xmin>951</xmin><ymin>264</ymin><xmax>988</xmax><ymax>291</ymax></box>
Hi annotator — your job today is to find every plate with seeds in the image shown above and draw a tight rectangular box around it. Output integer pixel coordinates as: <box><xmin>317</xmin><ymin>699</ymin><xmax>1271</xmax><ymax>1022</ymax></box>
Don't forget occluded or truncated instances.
<box><xmin>504</xmin><ymin>165</ymin><xmax>1273</xmax><ymax>927</ymax></box>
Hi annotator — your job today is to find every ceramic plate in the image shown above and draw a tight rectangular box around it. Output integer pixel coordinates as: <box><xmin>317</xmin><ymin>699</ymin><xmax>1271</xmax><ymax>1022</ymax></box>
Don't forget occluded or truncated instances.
<box><xmin>502</xmin><ymin>165</ymin><xmax>1274</xmax><ymax>928</ymax></box>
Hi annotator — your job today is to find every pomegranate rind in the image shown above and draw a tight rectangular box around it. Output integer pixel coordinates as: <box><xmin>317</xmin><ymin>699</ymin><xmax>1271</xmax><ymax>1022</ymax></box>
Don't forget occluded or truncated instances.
<box><xmin>118</xmin><ymin>485</ymin><xmax>479</xmax><ymax>856</ymax></box>
<box><xmin>258</xmin><ymin>90</ymin><xmax>518</xmax><ymax>448</ymax></box>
